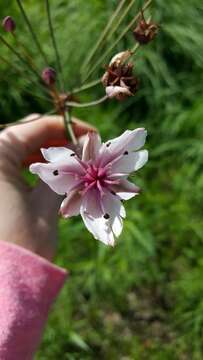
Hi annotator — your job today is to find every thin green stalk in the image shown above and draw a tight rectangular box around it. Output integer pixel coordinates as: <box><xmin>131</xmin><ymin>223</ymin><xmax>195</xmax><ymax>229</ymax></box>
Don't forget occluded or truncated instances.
<box><xmin>83</xmin><ymin>0</ymin><xmax>153</xmax><ymax>83</ymax></box>
<box><xmin>71</xmin><ymin>78</ymin><xmax>101</xmax><ymax>94</ymax></box>
<box><xmin>16</xmin><ymin>0</ymin><xmax>48</xmax><ymax>65</ymax></box>
<box><xmin>45</xmin><ymin>0</ymin><xmax>65</xmax><ymax>91</ymax></box>
<box><xmin>0</xmin><ymin>34</ymin><xmax>42</xmax><ymax>81</ymax></box>
<box><xmin>66</xmin><ymin>95</ymin><xmax>108</xmax><ymax>108</ymax></box>
<box><xmin>12</xmin><ymin>32</ymin><xmax>40</xmax><ymax>73</ymax></box>
<box><xmin>131</xmin><ymin>42</ymin><xmax>139</xmax><ymax>55</ymax></box>
<box><xmin>81</xmin><ymin>0</ymin><xmax>127</xmax><ymax>74</ymax></box>
<box><xmin>0</xmin><ymin>47</ymin><xmax>51</xmax><ymax>98</ymax></box>
<box><xmin>64</xmin><ymin>111</ymin><xmax>78</xmax><ymax>145</ymax></box>
<box><xmin>106</xmin><ymin>0</ymin><xmax>136</xmax><ymax>42</ymax></box>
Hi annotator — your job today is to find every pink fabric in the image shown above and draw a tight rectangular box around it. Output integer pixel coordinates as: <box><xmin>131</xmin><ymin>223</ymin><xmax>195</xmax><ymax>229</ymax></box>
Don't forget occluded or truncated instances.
<box><xmin>0</xmin><ymin>241</ymin><xmax>68</xmax><ymax>360</ymax></box>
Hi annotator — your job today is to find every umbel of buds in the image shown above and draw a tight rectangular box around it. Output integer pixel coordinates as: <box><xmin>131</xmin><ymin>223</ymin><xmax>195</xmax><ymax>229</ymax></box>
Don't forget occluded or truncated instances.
<box><xmin>41</xmin><ymin>67</ymin><xmax>57</xmax><ymax>86</ymax></box>
<box><xmin>133</xmin><ymin>17</ymin><xmax>158</xmax><ymax>45</ymax></box>
<box><xmin>2</xmin><ymin>16</ymin><xmax>16</xmax><ymax>33</ymax></box>
<box><xmin>102</xmin><ymin>51</ymin><xmax>139</xmax><ymax>101</ymax></box>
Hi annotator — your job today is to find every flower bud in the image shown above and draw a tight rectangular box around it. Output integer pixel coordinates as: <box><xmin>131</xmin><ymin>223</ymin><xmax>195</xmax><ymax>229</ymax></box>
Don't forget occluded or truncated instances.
<box><xmin>2</xmin><ymin>16</ymin><xmax>16</xmax><ymax>33</ymax></box>
<box><xmin>41</xmin><ymin>67</ymin><xmax>56</xmax><ymax>85</ymax></box>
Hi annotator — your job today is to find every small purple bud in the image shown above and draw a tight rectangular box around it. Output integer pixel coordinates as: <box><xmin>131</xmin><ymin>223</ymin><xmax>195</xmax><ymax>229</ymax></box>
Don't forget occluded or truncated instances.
<box><xmin>42</xmin><ymin>67</ymin><xmax>57</xmax><ymax>86</ymax></box>
<box><xmin>2</xmin><ymin>16</ymin><xmax>16</xmax><ymax>33</ymax></box>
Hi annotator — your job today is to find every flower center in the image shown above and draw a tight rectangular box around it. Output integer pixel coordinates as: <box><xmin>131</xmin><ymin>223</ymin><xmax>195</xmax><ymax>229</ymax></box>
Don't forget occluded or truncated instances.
<box><xmin>80</xmin><ymin>164</ymin><xmax>120</xmax><ymax>196</ymax></box>
<box><xmin>83</xmin><ymin>165</ymin><xmax>106</xmax><ymax>191</ymax></box>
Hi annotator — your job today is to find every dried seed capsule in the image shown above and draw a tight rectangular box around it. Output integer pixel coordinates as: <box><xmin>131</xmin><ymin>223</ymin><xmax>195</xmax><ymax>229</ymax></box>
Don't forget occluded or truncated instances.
<box><xmin>2</xmin><ymin>16</ymin><xmax>16</xmax><ymax>33</ymax></box>
<box><xmin>102</xmin><ymin>54</ymin><xmax>139</xmax><ymax>101</ymax></box>
<box><xmin>41</xmin><ymin>67</ymin><xmax>56</xmax><ymax>85</ymax></box>
<box><xmin>133</xmin><ymin>19</ymin><xmax>158</xmax><ymax>45</ymax></box>
<box><xmin>110</xmin><ymin>50</ymin><xmax>132</xmax><ymax>67</ymax></box>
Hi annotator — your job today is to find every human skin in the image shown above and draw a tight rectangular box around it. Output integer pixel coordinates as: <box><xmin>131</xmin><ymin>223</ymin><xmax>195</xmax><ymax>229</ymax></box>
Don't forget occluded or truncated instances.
<box><xmin>0</xmin><ymin>115</ymin><xmax>94</xmax><ymax>261</ymax></box>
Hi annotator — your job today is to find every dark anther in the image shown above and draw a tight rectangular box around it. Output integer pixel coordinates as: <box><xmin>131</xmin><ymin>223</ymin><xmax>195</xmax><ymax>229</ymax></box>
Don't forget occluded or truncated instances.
<box><xmin>53</xmin><ymin>170</ymin><xmax>59</xmax><ymax>176</ymax></box>
<box><xmin>70</xmin><ymin>153</ymin><xmax>76</xmax><ymax>157</ymax></box>
<box><xmin>106</xmin><ymin>142</ymin><xmax>111</xmax><ymax>147</ymax></box>
<box><xmin>103</xmin><ymin>213</ymin><xmax>110</xmax><ymax>219</ymax></box>
<box><xmin>124</xmin><ymin>151</ymin><xmax>129</xmax><ymax>155</ymax></box>
<box><xmin>111</xmin><ymin>191</ymin><xmax>116</xmax><ymax>195</ymax></box>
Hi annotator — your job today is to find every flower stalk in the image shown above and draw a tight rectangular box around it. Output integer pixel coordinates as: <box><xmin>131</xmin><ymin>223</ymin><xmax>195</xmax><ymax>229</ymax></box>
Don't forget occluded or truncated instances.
<box><xmin>63</xmin><ymin>111</ymin><xmax>78</xmax><ymax>145</ymax></box>
<box><xmin>66</xmin><ymin>95</ymin><xmax>108</xmax><ymax>108</ymax></box>
<box><xmin>82</xmin><ymin>0</ymin><xmax>153</xmax><ymax>83</ymax></box>
<box><xmin>45</xmin><ymin>0</ymin><xmax>65</xmax><ymax>91</ymax></box>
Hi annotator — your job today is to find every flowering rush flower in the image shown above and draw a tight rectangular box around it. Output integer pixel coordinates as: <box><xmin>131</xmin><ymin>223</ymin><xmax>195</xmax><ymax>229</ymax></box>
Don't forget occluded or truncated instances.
<box><xmin>30</xmin><ymin>129</ymin><xmax>148</xmax><ymax>246</ymax></box>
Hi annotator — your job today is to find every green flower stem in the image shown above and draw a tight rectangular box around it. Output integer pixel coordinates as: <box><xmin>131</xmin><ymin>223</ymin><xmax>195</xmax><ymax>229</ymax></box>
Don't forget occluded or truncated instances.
<box><xmin>63</xmin><ymin>111</ymin><xmax>78</xmax><ymax>145</ymax></box>
<box><xmin>66</xmin><ymin>95</ymin><xmax>108</xmax><ymax>108</ymax></box>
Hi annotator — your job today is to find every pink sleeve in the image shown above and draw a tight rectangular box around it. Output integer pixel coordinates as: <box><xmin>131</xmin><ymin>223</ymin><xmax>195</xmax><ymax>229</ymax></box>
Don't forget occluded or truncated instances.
<box><xmin>0</xmin><ymin>241</ymin><xmax>68</xmax><ymax>360</ymax></box>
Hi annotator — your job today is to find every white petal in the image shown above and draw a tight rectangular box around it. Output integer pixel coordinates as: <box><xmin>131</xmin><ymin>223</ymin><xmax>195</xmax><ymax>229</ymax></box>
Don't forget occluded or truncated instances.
<box><xmin>102</xmin><ymin>191</ymin><xmax>126</xmax><ymax>219</ymax></box>
<box><xmin>60</xmin><ymin>191</ymin><xmax>82</xmax><ymax>218</ymax></box>
<box><xmin>106</xmin><ymin>86</ymin><xmax>131</xmax><ymax>99</ymax></box>
<box><xmin>82</xmin><ymin>132</ymin><xmax>101</xmax><ymax>162</ymax></box>
<box><xmin>30</xmin><ymin>163</ymin><xmax>80</xmax><ymax>195</ymax></box>
<box><xmin>111</xmin><ymin>150</ymin><xmax>148</xmax><ymax>175</ymax></box>
<box><xmin>102</xmin><ymin>191</ymin><xmax>125</xmax><ymax>237</ymax></box>
<box><xmin>104</xmin><ymin>128</ymin><xmax>147</xmax><ymax>154</ymax></box>
<box><xmin>82</xmin><ymin>189</ymin><xmax>103</xmax><ymax>218</ymax></box>
<box><xmin>41</xmin><ymin>147</ymin><xmax>74</xmax><ymax>162</ymax></box>
<box><xmin>80</xmin><ymin>190</ymin><xmax>125</xmax><ymax>245</ymax></box>
<box><xmin>97</xmin><ymin>128</ymin><xmax>147</xmax><ymax>167</ymax></box>
<box><xmin>110</xmin><ymin>50</ymin><xmax>132</xmax><ymax>66</ymax></box>
<box><xmin>111</xmin><ymin>179</ymin><xmax>140</xmax><ymax>200</ymax></box>
<box><xmin>112</xmin><ymin>216</ymin><xmax>123</xmax><ymax>237</ymax></box>
<box><xmin>81</xmin><ymin>210</ymin><xmax>115</xmax><ymax>246</ymax></box>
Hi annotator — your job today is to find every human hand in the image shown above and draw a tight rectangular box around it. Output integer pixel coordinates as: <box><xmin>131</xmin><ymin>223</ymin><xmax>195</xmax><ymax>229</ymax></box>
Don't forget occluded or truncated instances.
<box><xmin>0</xmin><ymin>115</ymin><xmax>93</xmax><ymax>261</ymax></box>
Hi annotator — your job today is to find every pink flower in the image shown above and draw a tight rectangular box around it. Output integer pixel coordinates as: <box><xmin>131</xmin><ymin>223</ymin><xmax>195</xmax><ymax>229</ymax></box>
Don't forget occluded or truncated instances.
<box><xmin>30</xmin><ymin>129</ymin><xmax>148</xmax><ymax>246</ymax></box>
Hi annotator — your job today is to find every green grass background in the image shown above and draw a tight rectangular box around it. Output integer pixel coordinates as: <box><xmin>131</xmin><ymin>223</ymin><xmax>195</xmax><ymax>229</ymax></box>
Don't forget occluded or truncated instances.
<box><xmin>0</xmin><ymin>0</ymin><xmax>203</xmax><ymax>358</ymax></box>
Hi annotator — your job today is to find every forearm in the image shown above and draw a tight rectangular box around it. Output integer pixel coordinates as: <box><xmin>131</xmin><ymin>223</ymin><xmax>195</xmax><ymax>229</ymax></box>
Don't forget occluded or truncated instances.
<box><xmin>0</xmin><ymin>241</ymin><xmax>67</xmax><ymax>360</ymax></box>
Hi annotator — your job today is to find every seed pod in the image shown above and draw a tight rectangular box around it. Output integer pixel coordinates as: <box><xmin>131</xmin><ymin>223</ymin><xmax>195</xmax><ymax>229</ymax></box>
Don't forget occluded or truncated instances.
<box><xmin>2</xmin><ymin>16</ymin><xmax>16</xmax><ymax>33</ymax></box>
<box><xmin>102</xmin><ymin>59</ymin><xmax>139</xmax><ymax>101</ymax></box>
<box><xmin>41</xmin><ymin>67</ymin><xmax>56</xmax><ymax>85</ymax></box>
<box><xmin>133</xmin><ymin>19</ymin><xmax>158</xmax><ymax>45</ymax></box>
<box><xmin>110</xmin><ymin>50</ymin><xmax>132</xmax><ymax>67</ymax></box>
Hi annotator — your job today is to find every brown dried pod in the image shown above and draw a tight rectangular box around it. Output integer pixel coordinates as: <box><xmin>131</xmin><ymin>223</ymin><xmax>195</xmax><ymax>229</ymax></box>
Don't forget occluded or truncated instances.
<box><xmin>133</xmin><ymin>14</ymin><xmax>158</xmax><ymax>45</ymax></box>
<box><xmin>102</xmin><ymin>53</ymin><xmax>139</xmax><ymax>101</ymax></box>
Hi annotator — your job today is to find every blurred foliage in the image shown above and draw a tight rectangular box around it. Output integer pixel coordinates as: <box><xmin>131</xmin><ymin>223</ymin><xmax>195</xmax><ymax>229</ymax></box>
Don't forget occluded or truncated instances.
<box><xmin>0</xmin><ymin>0</ymin><xmax>203</xmax><ymax>359</ymax></box>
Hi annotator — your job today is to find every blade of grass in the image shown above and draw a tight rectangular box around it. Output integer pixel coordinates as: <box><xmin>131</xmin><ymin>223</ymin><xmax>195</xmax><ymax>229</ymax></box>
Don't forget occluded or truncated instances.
<box><xmin>45</xmin><ymin>0</ymin><xmax>65</xmax><ymax>91</ymax></box>
<box><xmin>83</xmin><ymin>0</ymin><xmax>152</xmax><ymax>83</ymax></box>
<box><xmin>0</xmin><ymin>34</ymin><xmax>43</xmax><ymax>81</ymax></box>
<box><xmin>81</xmin><ymin>0</ymin><xmax>127</xmax><ymax>74</ymax></box>
<box><xmin>0</xmin><ymin>50</ymin><xmax>51</xmax><ymax>98</ymax></box>
<box><xmin>71</xmin><ymin>78</ymin><xmax>101</xmax><ymax>94</ymax></box>
<box><xmin>16</xmin><ymin>0</ymin><xmax>48</xmax><ymax>65</ymax></box>
<box><xmin>105</xmin><ymin>0</ymin><xmax>136</xmax><ymax>42</ymax></box>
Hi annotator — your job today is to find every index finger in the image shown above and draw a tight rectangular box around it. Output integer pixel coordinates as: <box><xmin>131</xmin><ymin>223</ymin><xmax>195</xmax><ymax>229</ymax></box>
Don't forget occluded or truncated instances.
<box><xmin>0</xmin><ymin>114</ymin><xmax>96</xmax><ymax>167</ymax></box>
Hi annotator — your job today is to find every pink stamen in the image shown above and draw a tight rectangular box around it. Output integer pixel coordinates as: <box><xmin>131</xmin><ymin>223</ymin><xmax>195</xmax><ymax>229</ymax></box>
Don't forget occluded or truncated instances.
<box><xmin>80</xmin><ymin>180</ymin><xmax>97</xmax><ymax>196</ymax></box>
<box><xmin>104</xmin><ymin>179</ymin><xmax>120</xmax><ymax>185</ymax></box>
<box><xmin>97</xmin><ymin>180</ymin><xmax>105</xmax><ymax>196</ymax></box>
